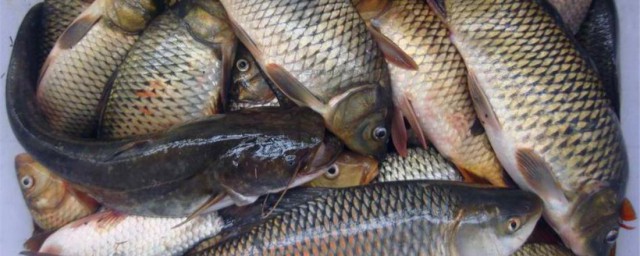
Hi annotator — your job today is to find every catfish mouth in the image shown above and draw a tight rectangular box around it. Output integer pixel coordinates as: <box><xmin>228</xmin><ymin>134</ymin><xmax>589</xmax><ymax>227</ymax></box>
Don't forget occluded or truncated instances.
<box><xmin>303</xmin><ymin>134</ymin><xmax>344</xmax><ymax>175</ymax></box>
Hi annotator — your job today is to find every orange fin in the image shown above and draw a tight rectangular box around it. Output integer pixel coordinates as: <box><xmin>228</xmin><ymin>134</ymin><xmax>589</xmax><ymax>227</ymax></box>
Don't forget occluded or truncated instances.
<box><xmin>366</xmin><ymin>24</ymin><xmax>418</xmax><ymax>70</ymax></box>
<box><xmin>391</xmin><ymin>107</ymin><xmax>408</xmax><ymax>157</ymax></box>
<box><xmin>621</xmin><ymin>198</ymin><xmax>636</xmax><ymax>221</ymax></box>
<box><xmin>265</xmin><ymin>63</ymin><xmax>326</xmax><ymax>114</ymax></box>
<box><xmin>396</xmin><ymin>95</ymin><xmax>427</xmax><ymax>148</ymax></box>
<box><xmin>516</xmin><ymin>148</ymin><xmax>569</xmax><ymax>206</ymax></box>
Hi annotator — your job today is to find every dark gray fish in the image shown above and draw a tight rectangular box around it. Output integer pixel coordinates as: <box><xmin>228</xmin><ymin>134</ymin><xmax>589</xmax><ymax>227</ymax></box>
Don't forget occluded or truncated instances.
<box><xmin>576</xmin><ymin>0</ymin><xmax>620</xmax><ymax>116</ymax></box>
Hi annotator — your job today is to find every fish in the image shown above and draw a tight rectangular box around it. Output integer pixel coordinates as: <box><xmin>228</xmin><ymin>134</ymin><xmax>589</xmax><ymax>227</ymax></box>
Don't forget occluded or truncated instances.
<box><xmin>576</xmin><ymin>0</ymin><xmax>620</xmax><ymax>116</ymax></box>
<box><xmin>355</xmin><ymin>0</ymin><xmax>506</xmax><ymax>186</ymax></box>
<box><xmin>426</xmin><ymin>0</ymin><xmax>628</xmax><ymax>255</ymax></box>
<box><xmin>512</xmin><ymin>243</ymin><xmax>574</xmax><ymax>256</ymax></box>
<box><xmin>15</xmin><ymin>153</ymin><xmax>99</xmax><ymax>231</ymax></box>
<box><xmin>192</xmin><ymin>181</ymin><xmax>543</xmax><ymax>255</ymax></box>
<box><xmin>7</xmin><ymin>21</ymin><xmax>343</xmax><ymax>217</ymax></box>
<box><xmin>98</xmin><ymin>0</ymin><xmax>237</xmax><ymax>138</ymax></box>
<box><xmin>219</xmin><ymin>0</ymin><xmax>400</xmax><ymax>158</ymax></box>
<box><xmin>228</xmin><ymin>44</ymin><xmax>281</xmax><ymax>111</ymax></box>
<box><xmin>37</xmin><ymin>0</ymin><xmax>173</xmax><ymax>137</ymax></box>
<box><xmin>547</xmin><ymin>0</ymin><xmax>592</xmax><ymax>33</ymax></box>
<box><xmin>376</xmin><ymin>147</ymin><xmax>463</xmax><ymax>183</ymax></box>
<box><xmin>41</xmin><ymin>0</ymin><xmax>93</xmax><ymax>58</ymax></box>
<box><xmin>32</xmin><ymin>210</ymin><xmax>223</xmax><ymax>255</ymax></box>
<box><xmin>306</xmin><ymin>151</ymin><xmax>379</xmax><ymax>188</ymax></box>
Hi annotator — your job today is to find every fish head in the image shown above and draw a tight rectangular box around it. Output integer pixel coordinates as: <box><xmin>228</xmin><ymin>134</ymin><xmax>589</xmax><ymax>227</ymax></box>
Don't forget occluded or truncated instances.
<box><xmin>455</xmin><ymin>188</ymin><xmax>543</xmax><ymax>255</ymax></box>
<box><xmin>559</xmin><ymin>188</ymin><xmax>622</xmax><ymax>256</ymax></box>
<box><xmin>15</xmin><ymin>153</ymin><xmax>65</xmax><ymax>212</ymax></box>
<box><xmin>327</xmin><ymin>84</ymin><xmax>391</xmax><ymax>158</ymax></box>
<box><xmin>179</xmin><ymin>0</ymin><xmax>235</xmax><ymax>45</ymax></box>
<box><xmin>306</xmin><ymin>151</ymin><xmax>379</xmax><ymax>188</ymax></box>
<box><xmin>230</xmin><ymin>48</ymin><xmax>276</xmax><ymax>108</ymax></box>
<box><xmin>106</xmin><ymin>0</ymin><xmax>175</xmax><ymax>32</ymax></box>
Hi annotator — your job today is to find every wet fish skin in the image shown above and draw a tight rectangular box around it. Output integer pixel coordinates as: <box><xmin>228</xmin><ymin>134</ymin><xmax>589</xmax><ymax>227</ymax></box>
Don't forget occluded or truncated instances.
<box><xmin>196</xmin><ymin>181</ymin><xmax>542</xmax><ymax>256</ymax></box>
<box><xmin>220</xmin><ymin>0</ymin><xmax>392</xmax><ymax>158</ymax></box>
<box><xmin>41</xmin><ymin>0</ymin><xmax>93</xmax><ymax>58</ymax></box>
<box><xmin>357</xmin><ymin>0</ymin><xmax>505</xmax><ymax>186</ymax></box>
<box><xmin>576</xmin><ymin>0</ymin><xmax>619</xmax><ymax>116</ymax></box>
<box><xmin>228</xmin><ymin>44</ymin><xmax>280</xmax><ymax>111</ymax></box>
<box><xmin>306</xmin><ymin>151</ymin><xmax>379</xmax><ymax>188</ymax></box>
<box><xmin>428</xmin><ymin>0</ymin><xmax>627</xmax><ymax>255</ymax></box>
<box><xmin>37</xmin><ymin>0</ymin><xmax>172</xmax><ymax>137</ymax></box>
<box><xmin>511</xmin><ymin>243</ymin><xmax>574</xmax><ymax>256</ymax></box>
<box><xmin>7</xmin><ymin>22</ymin><xmax>340</xmax><ymax>217</ymax></box>
<box><xmin>99</xmin><ymin>0</ymin><xmax>236</xmax><ymax>138</ymax></box>
<box><xmin>376</xmin><ymin>147</ymin><xmax>463</xmax><ymax>183</ymax></box>
<box><xmin>36</xmin><ymin>210</ymin><xmax>223</xmax><ymax>256</ymax></box>
<box><xmin>15</xmin><ymin>153</ymin><xmax>99</xmax><ymax>231</ymax></box>
<box><xmin>547</xmin><ymin>0</ymin><xmax>592</xmax><ymax>33</ymax></box>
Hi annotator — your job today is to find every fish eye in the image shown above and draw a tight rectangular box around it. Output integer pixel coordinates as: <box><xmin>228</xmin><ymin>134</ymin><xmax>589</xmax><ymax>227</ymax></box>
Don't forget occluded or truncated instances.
<box><xmin>372</xmin><ymin>127</ymin><xmax>387</xmax><ymax>141</ymax></box>
<box><xmin>20</xmin><ymin>175</ymin><xmax>34</xmax><ymax>189</ymax></box>
<box><xmin>605</xmin><ymin>229</ymin><xmax>618</xmax><ymax>244</ymax></box>
<box><xmin>324</xmin><ymin>165</ymin><xmax>339</xmax><ymax>179</ymax></box>
<box><xmin>236</xmin><ymin>59</ymin><xmax>250</xmax><ymax>72</ymax></box>
<box><xmin>507</xmin><ymin>217</ymin><xmax>521</xmax><ymax>233</ymax></box>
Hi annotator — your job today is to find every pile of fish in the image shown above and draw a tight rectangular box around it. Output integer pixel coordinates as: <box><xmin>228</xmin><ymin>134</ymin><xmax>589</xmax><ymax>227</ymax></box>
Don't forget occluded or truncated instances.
<box><xmin>4</xmin><ymin>0</ymin><xmax>634</xmax><ymax>255</ymax></box>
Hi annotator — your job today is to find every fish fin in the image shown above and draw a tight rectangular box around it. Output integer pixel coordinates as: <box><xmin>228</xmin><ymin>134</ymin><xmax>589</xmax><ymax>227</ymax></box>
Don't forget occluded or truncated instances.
<box><xmin>467</xmin><ymin>69</ymin><xmax>502</xmax><ymax>130</ymax></box>
<box><xmin>265</xmin><ymin>63</ymin><xmax>327</xmax><ymax>114</ymax></box>
<box><xmin>455</xmin><ymin>166</ymin><xmax>483</xmax><ymax>184</ymax></box>
<box><xmin>94</xmin><ymin>68</ymin><xmax>120</xmax><ymax>138</ymax></box>
<box><xmin>366</xmin><ymin>25</ymin><xmax>418</xmax><ymax>70</ymax></box>
<box><xmin>396</xmin><ymin>95</ymin><xmax>427</xmax><ymax>149</ymax></box>
<box><xmin>469</xmin><ymin>117</ymin><xmax>485</xmax><ymax>136</ymax></box>
<box><xmin>391</xmin><ymin>107</ymin><xmax>408</xmax><ymax>157</ymax></box>
<box><xmin>621</xmin><ymin>198</ymin><xmax>637</xmax><ymax>221</ymax></box>
<box><xmin>219</xmin><ymin>41</ymin><xmax>237</xmax><ymax>112</ymax></box>
<box><xmin>23</xmin><ymin>230</ymin><xmax>53</xmax><ymax>252</ymax></box>
<box><xmin>225</xmin><ymin>16</ymin><xmax>263</xmax><ymax>61</ymax></box>
<box><xmin>425</xmin><ymin>0</ymin><xmax>447</xmax><ymax>20</ymax></box>
<box><xmin>174</xmin><ymin>193</ymin><xmax>227</xmax><ymax>229</ymax></box>
<box><xmin>516</xmin><ymin>148</ymin><xmax>569</xmax><ymax>207</ymax></box>
<box><xmin>39</xmin><ymin>1</ymin><xmax>103</xmax><ymax>82</ymax></box>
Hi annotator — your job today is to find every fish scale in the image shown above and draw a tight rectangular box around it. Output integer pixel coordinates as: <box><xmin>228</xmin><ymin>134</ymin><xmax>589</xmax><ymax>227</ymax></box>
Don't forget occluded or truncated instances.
<box><xmin>432</xmin><ymin>0</ymin><xmax>627</xmax><ymax>254</ymax></box>
<box><xmin>99</xmin><ymin>3</ymin><xmax>231</xmax><ymax>138</ymax></box>
<box><xmin>359</xmin><ymin>0</ymin><xmax>503</xmax><ymax>185</ymax></box>
<box><xmin>376</xmin><ymin>147</ymin><xmax>462</xmax><ymax>182</ymax></box>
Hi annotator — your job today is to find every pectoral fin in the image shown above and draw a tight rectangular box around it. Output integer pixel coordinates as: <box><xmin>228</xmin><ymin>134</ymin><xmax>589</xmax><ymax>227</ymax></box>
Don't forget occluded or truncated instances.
<box><xmin>366</xmin><ymin>25</ymin><xmax>418</xmax><ymax>70</ymax></box>
<box><xmin>467</xmin><ymin>69</ymin><xmax>502</xmax><ymax>130</ymax></box>
<box><xmin>516</xmin><ymin>148</ymin><xmax>569</xmax><ymax>207</ymax></box>
<box><xmin>391</xmin><ymin>107</ymin><xmax>409</xmax><ymax>157</ymax></box>
<box><xmin>265</xmin><ymin>64</ymin><xmax>327</xmax><ymax>114</ymax></box>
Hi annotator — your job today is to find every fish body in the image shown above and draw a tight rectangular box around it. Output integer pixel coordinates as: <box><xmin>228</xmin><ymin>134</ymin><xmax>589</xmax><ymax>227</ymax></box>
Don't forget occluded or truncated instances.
<box><xmin>37</xmin><ymin>210</ymin><xmax>223</xmax><ymax>256</ymax></box>
<box><xmin>196</xmin><ymin>181</ymin><xmax>543</xmax><ymax>256</ymax></box>
<box><xmin>377</xmin><ymin>147</ymin><xmax>463</xmax><ymax>182</ymax></box>
<box><xmin>41</xmin><ymin>0</ymin><xmax>93</xmax><ymax>58</ymax></box>
<box><xmin>15</xmin><ymin>153</ymin><xmax>99</xmax><ymax>231</ymax></box>
<box><xmin>427</xmin><ymin>0</ymin><xmax>627</xmax><ymax>255</ymax></box>
<box><xmin>306</xmin><ymin>151</ymin><xmax>379</xmax><ymax>188</ymax></box>
<box><xmin>576</xmin><ymin>0</ymin><xmax>619</xmax><ymax>116</ymax></box>
<box><xmin>228</xmin><ymin>44</ymin><xmax>281</xmax><ymax>111</ymax></box>
<box><xmin>547</xmin><ymin>0</ymin><xmax>592</xmax><ymax>33</ymax></box>
<box><xmin>99</xmin><ymin>0</ymin><xmax>236</xmax><ymax>138</ymax></box>
<box><xmin>511</xmin><ymin>243</ymin><xmax>574</xmax><ymax>256</ymax></box>
<box><xmin>7</xmin><ymin>28</ymin><xmax>342</xmax><ymax>217</ymax></box>
<box><xmin>37</xmin><ymin>0</ymin><xmax>171</xmax><ymax>137</ymax></box>
<box><xmin>356</xmin><ymin>0</ymin><xmax>505</xmax><ymax>186</ymax></box>
<box><xmin>220</xmin><ymin>0</ymin><xmax>392</xmax><ymax>157</ymax></box>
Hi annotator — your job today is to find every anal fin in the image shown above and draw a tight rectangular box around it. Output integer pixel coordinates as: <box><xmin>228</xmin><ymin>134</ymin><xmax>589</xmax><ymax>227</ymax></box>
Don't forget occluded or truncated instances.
<box><xmin>516</xmin><ymin>148</ymin><xmax>569</xmax><ymax>207</ymax></box>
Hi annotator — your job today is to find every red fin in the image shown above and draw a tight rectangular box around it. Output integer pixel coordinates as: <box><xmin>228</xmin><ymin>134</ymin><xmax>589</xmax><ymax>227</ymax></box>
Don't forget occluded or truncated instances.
<box><xmin>621</xmin><ymin>198</ymin><xmax>636</xmax><ymax>221</ymax></box>
<box><xmin>391</xmin><ymin>107</ymin><xmax>408</xmax><ymax>157</ymax></box>
<box><xmin>366</xmin><ymin>25</ymin><xmax>418</xmax><ymax>70</ymax></box>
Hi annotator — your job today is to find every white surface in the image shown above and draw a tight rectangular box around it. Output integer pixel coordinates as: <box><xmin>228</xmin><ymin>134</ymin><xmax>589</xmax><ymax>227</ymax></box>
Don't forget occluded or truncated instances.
<box><xmin>0</xmin><ymin>0</ymin><xmax>638</xmax><ymax>255</ymax></box>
